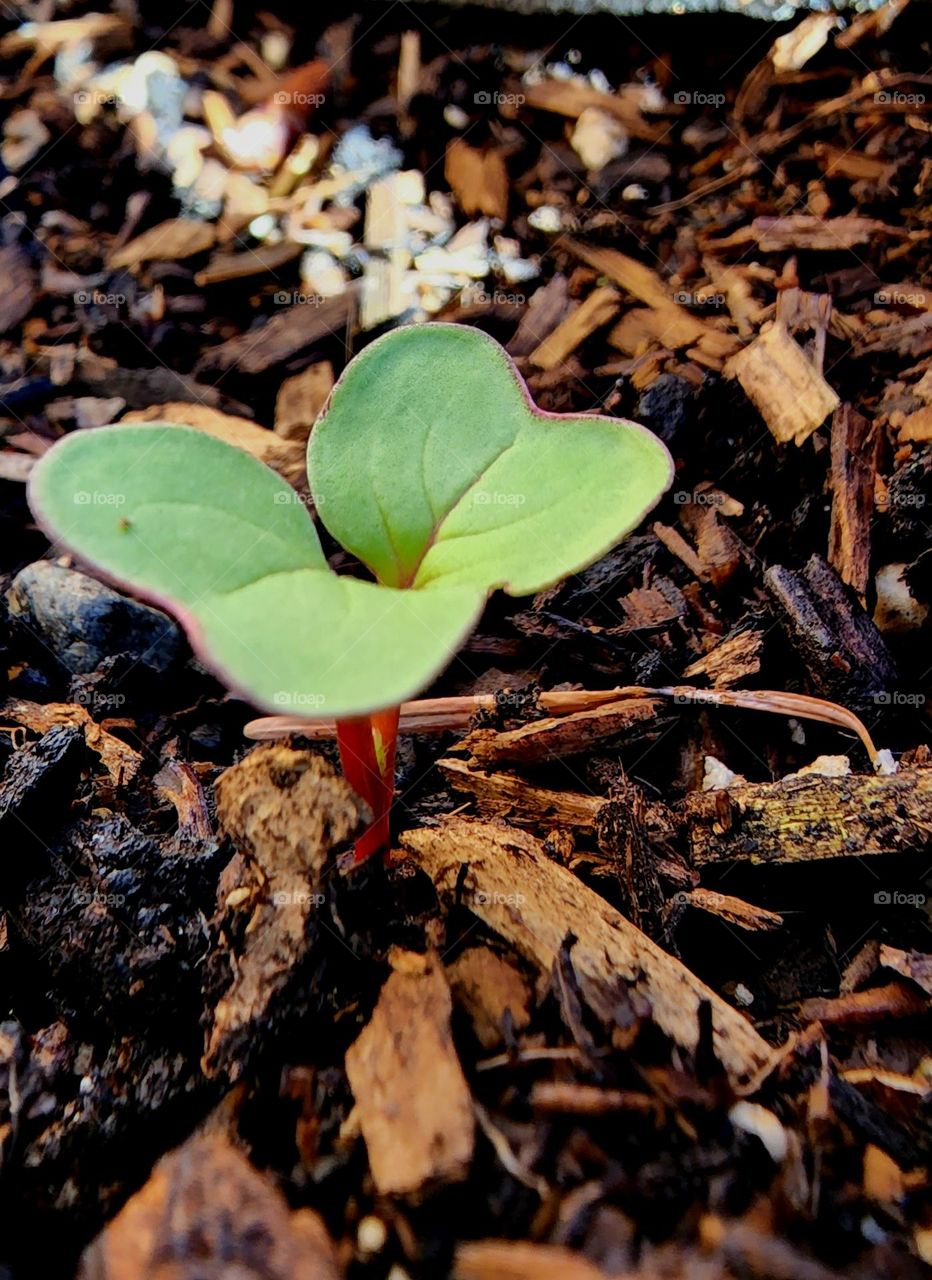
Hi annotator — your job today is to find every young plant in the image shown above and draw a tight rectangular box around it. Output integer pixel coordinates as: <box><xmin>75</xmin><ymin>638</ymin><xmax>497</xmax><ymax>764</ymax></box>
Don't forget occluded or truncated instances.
<box><xmin>28</xmin><ymin>324</ymin><xmax>673</xmax><ymax>859</ymax></box>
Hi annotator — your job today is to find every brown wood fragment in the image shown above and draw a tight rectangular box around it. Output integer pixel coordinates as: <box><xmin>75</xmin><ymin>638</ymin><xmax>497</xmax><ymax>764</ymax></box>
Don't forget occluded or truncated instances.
<box><xmin>78</xmin><ymin>1135</ymin><xmax>340</xmax><ymax>1280</ymax></box>
<box><xmin>455</xmin><ymin>1239</ymin><xmax>614</xmax><ymax>1280</ymax></box>
<box><xmin>726</xmin><ymin>322</ymin><xmax>840</xmax><ymax>445</ymax></box>
<box><xmin>683</xmin><ymin>888</ymin><xmax>783</xmax><ymax>932</ymax></box>
<box><xmin>401</xmin><ymin>820</ymin><xmax>775</xmax><ymax>1086</ymax></box>
<box><xmin>507</xmin><ymin>275</ymin><xmax>571</xmax><ymax>357</ymax></box>
<box><xmin>530</xmin><ymin>1081</ymin><xmax>658</xmax><ymax>1116</ymax></box>
<box><xmin>121</xmin><ymin>402</ymin><xmax>306</xmax><ymax>490</ymax></box>
<box><xmin>522</xmin><ymin>79</ymin><xmax>665</xmax><ymax>143</ymax></box>
<box><xmin>193</xmin><ymin>239</ymin><xmax>303</xmax><ymax>286</ymax></box>
<box><xmin>204</xmin><ymin>747</ymin><xmax>366</xmax><ymax>1078</ymax></box>
<box><xmin>196</xmin><ymin>290</ymin><xmax>356</xmax><ymax>376</ymax></box>
<box><xmin>529</xmin><ymin>286</ymin><xmax>620</xmax><ymax>371</ymax></box>
<box><xmin>439</xmin><ymin>757</ymin><xmax>603</xmax><ymax>831</ymax></box>
<box><xmin>799</xmin><ymin>981</ymin><xmax>928</xmax><ymax>1026</ymax></box>
<box><xmin>652</xmin><ymin>520</ymin><xmax>706</xmax><ymax>579</ymax></box>
<box><xmin>879</xmin><ymin>944</ymin><xmax>932</xmax><ymax>996</ymax></box>
<box><xmin>445</xmin><ymin>138</ymin><xmax>509</xmax><ymax>221</ymax></box>
<box><xmin>446</xmin><ymin>947</ymin><xmax>531</xmax><ymax>1048</ymax></box>
<box><xmin>684</xmin><ymin>769</ymin><xmax>932</xmax><ymax>866</ymax></box>
<box><xmin>459</xmin><ymin>699</ymin><xmax>662</xmax><ymax>766</ymax></box>
<box><xmin>713</xmin><ymin>214</ymin><xmax>889</xmax><ymax>253</ymax></box>
<box><xmin>0</xmin><ymin>697</ymin><xmax>141</xmax><ymax>785</ymax></box>
<box><xmin>344</xmin><ymin>952</ymin><xmax>474</xmax><ymax>1195</ymax></box>
<box><xmin>274</xmin><ymin>362</ymin><xmax>334</xmax><ymax>441</ymax></box>
<box><xmin>0</xmin><ymin>244</ymin><xmax>36</xmax><ymax>335</ymax></box>
<box><xmin>828</xmin><ymin>404</ymin><xmax>877</xmax><ymax>599</ymax></box>
<box><xmin>109</xmin><ymin>219</ymin><xmax>216</xmax><ymax>269</ymax></box>
<box><xmin>683</xmin><ymin>629</ymin><xmax>763</xmax><ymax>688</ymax></box>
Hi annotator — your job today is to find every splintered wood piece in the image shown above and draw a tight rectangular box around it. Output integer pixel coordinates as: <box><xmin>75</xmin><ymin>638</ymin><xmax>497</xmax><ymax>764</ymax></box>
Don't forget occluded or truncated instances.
<box><xmin>522</xmin><ymin>79</ymin><xmax>666</xmax><ymax>143</ymax></box>
<box><xmin>828</xmin><ymin>404</ymin><xmax>877</xmax><ymax>599</ymax></box>
<box><xmin>439</xmin><ymin>757</ymin><xmax>603</xmax><ymax>830</ymax></box>
<box><xmin>344</xmin><ymin>952</ymin><xmax>474</xmax><ymax>1195</ymax></box>
<box><xmin>455</xmin><ymin>1240</ymin><xmax>611</xmax><ymax>1280</ymax></box>
<box><xmin>529</xmin><ymin>1081</ymin><xmax>657</xmax><ymax>1116</ymax></box>
<box><xmin>193</xmin><ymin>239</ymin><xmax>302</xmax><ymax>286</ymax></box>
<box><xmin>682</xmin><ymin>888</ymin><xmax>783</xmax><ymax>932</ymax></box>
<box><xmin>726</xmin><ymin>322</ymin><xmax>840</xmax><ymax>445</ymax></box>
<box><xmin>507</xmin><ymin>275</ymin><xmax>571</xmax><ymax>357</ymax></box>
<box><xmin>0</xmin><ymin>697</ymin><xmax>142</xmax><ymax>785</ymax></box>
<box><xmin>798</xmin><ymin>981</ymin><xmax>928</xmax><ymax>1026</ymax></box>
<box><xmin>78</xmin><ymin>1135</ymin><xmax>340</xmax><ymax>1280</ymax></box>
<box><xmin>684</xmin><ymin>769</ymin><xmax>932</xmax><ymax>866</ymax></box>
<box><xmin>274</xmin><ymin>362</ymin><xmax>335</xmax><ymax>441</ymax></box>
<box><xmin>401</xmin><ymin>820</ymin><xmax>775</xmax><ymax>1087</ymax></box>
<box><xmin>109</xmin><ymin>219</ymin><xmax>216</xmax><ymax>269</ymax></box>
<box><xmin>445</xmin><ymin>138</ymin><xmax>509</xmax><ymax>220</ymax></box>
<box><xmin>205</xmin><ymin>747</ymin><xmax>366</xmax><ymax>1078</ymax></box>
<box><xmin>458</xmin><ymin>699</ymin><xmax>663</xmax><ymax>766</ymax></box>
<box><xmin>446</xmin><ymin>946</ymin><xmax>532</xmax><ymax>1049</ymax></box>
<box><xmin>568</xmin><ymin>240</ymin><xmax>706</xmax><ymax>345</ymax></box>
<box><xmin>121</xmin><ymin>402</ymin><xmax>306</xmax><ymax>489</ymax></box>
<box><xmin>196</xmin><ymin>290</ymin><xmax>356</xmax><ymax>376</ymax></box>
<box><xmin>529</xmin><ymin>286</ymin><xmax>620</xmax><ymax>370</ymax></box>
<box><xmin>683</xmin><ymin>629</ymin><xmax>763</xmax><ymax>688</ymax></box>
<box><xmin>879</xmin><ymin>944</ymin><xmax>932</xmax><ymax>996</ymax></box>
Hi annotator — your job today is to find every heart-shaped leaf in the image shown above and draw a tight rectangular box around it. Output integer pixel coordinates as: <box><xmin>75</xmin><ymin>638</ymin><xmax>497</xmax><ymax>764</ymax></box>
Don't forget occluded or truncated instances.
<box><xmin>308</xmin><ymin>324</ymin><xmax>673</xmax><ymax>593</ymax></box>
<box><xmin>28</xmin><ymin>326</ymin><xmax>672</xmax><ymax>721</ymax></box>
<box><xmin>28</xmin><ymin>424</ymin><xmax>484</xmax><ymax>717</ymax></box>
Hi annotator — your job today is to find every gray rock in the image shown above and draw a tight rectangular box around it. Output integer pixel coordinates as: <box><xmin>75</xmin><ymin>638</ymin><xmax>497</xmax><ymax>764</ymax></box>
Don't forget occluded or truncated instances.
<box><xmin>7</xmin><ymin>560</ymin><xmax>182</xmax><ymax>676</ymax></box>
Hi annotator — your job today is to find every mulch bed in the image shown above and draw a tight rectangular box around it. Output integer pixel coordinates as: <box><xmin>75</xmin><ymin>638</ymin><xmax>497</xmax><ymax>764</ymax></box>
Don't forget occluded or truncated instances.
<box><xmin>0</xmin><ymin>2</ymin><xmax>930</xmax><ymax>1277</ymax></box>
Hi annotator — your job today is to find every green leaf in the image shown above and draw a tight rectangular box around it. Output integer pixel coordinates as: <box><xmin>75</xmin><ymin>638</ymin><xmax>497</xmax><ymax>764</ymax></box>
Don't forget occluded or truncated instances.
<box><xmin>28</xmin><ymin>424</ymin><xmax>484</xmax><ymax>717</ymax></box>
<box><xmin>308</xmin><ymin>323</ymin><xmax>673</xmax><ymax>593</ymax></box>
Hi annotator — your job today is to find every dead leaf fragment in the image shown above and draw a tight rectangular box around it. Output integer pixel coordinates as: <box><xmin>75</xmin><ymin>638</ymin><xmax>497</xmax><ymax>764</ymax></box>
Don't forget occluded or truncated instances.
<box><xmin>345</xmin><ymin>951</ymin><xmax>475</xmax><ymax>1195</ymax></box>
<box><xmin>78</xmin><ymin>1134</ymin><xmax>340</xmax><ymax>1280</ymax></box>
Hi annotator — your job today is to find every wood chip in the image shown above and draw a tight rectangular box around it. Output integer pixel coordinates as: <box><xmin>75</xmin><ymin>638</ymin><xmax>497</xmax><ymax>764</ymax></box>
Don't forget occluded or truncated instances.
<box><xmin>439</xmin><ymin>757</ymin><xmax>603</xmax><ymax>831</ymax></box>
<box><xmin>727</xmin><ymin>322</ymin><xmax>840</xmax><ymax>445</ymax></box>
<box><xmin>344</xmin><ymin>952</ymin><xmax>475</xmax><ymax>1195</ymax></box>
<box><xmin>455</xmin><ymin>1241</ymin><xmax>610</xmax><ymax>1280</ymax></box>
<box><xmin>402</xmin><ymin>820</ymin><xmax>774</xmax><ymax>1087</ymax></box>
<box><xmin>109</xmin><ymin>219</ymin><xmax>216</xmax><ymax>269</ymax></box>
<box><xmin>0</xmin><ymin>697</ymin><xmax>142</xmax><ymax>785</ymax></box>
<box><xmin>446</xmin><ymin>947</ymin><xmax>532</xmax><ymax>1048</ymax></box>
<box><xmin>523</xmin><ymin>79</ymin><xmax>665</xmax><ymax>144</ymax></box>
<box><xmin>196</xmin><ymin>290</ymin><xmax>355</xmax><ymax>376</ymax></box>
<box><xmin>78</xmin><ymin>1135</ymin><xmax>340</xmax><ymax>1280</ymax></box>
<box><xmin>0</xmin><ymin>244</ymin><xmax>35</xmax><ymax>335</ymax></box>
<box><xmin>684</xmin><ymin>769</ymin><xmax>932</xmax><ymax>865</ymax></box>
<box><xmin>274</xmin><ymin>362</ymin><xmax>334</xmax><ymax>441</ymax></box>
<box><xmin>459</xmin><ymin>698</ymin><xmax>662</xmax><ymax>767</ymax></box>
<box><xmin>828</xmin><ymin>404</ymin><xmax>877</xmax><ymax>599</ymax></box>
<box><xmin>879</xmin><ymin>944</ymin><xmax>932</xmax><ymax>996</ymax></box>
<box><xmin>529</xmin><ymin>286</ymin><xmax>620</xmax><ymax>370</ymax></box>
<box><xmin>799</xmin><ymin>981</ymin><xmax>928</xmax><ymax>1026</ymax></box>
<box><xmin>683</xmin><ymin>628</ymin><xmax>763</xmax><ymax>688</ymax></box>
<box><xmin>193</xmin><ymin>239</ymin><xmax>303</xmax><ymax>286</ymax></box>
<box><xmin>445</xmin><ymin>139</ymin><xmax>509</xmax><ymax>221</ymax></box>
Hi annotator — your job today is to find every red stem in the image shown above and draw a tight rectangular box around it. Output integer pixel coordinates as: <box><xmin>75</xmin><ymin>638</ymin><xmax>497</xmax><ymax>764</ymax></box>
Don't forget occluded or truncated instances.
<box><xmin>335</xmin><ymin>707</ymin><xmax>400</xmax><ymax>863</ymax></box>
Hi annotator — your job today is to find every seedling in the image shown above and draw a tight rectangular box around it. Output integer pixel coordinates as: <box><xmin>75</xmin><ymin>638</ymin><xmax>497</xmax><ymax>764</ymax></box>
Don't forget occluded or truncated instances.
<box><xmin>28</xmin><ymin>324</ymin><xmax>672</xmax><ymax>859</ymax></box>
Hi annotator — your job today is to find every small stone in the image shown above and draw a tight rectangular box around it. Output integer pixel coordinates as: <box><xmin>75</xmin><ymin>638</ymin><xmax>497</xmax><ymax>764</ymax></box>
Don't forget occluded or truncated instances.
<box><xmin>7</xmin><ymin>561</ymin><xmax>182</xmax><ymax>677</ymax></box>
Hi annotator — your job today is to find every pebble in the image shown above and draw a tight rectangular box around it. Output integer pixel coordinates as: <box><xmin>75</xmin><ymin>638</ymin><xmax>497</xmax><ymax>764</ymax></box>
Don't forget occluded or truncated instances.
<box><xmin>7</xmin><ymin>560</ymin><xmax>182</xmax><ymax>676</ymax></box>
